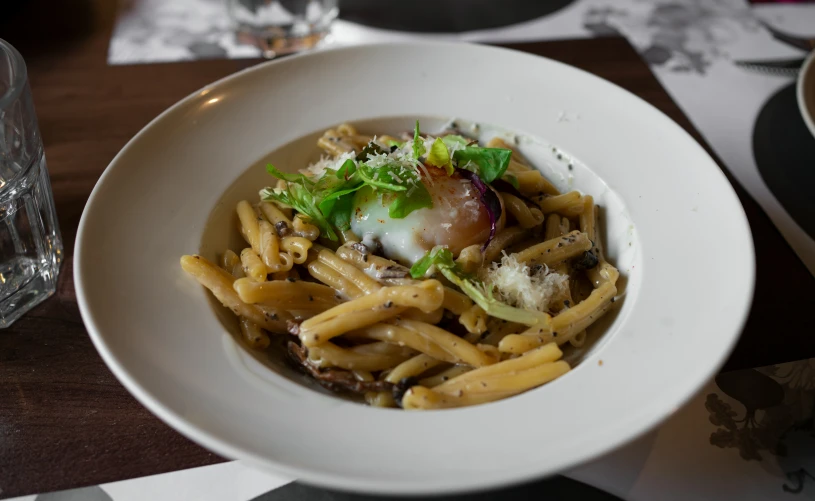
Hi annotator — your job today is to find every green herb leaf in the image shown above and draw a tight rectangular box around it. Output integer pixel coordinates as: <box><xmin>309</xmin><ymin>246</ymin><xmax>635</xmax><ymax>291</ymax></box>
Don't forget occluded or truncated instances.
<box><xmin>453</xmin><ymin>147</ymin><xmax>512</xmax><ymax>183</ymax></box>
<box><xmin>503</xmin><ymin>173</ymin><xmax>520</xmax><ymax>189</ymax></box>
<box><xmin>315</xmin><ymin>159</ymin><xmax>364</xmax><ymax>215</ymax></box>
<box><xmin>412</xmin><ymin>120</ymin><xmax>425</xmax><ymax>159</ymax></box>
<box><xmin>266</xmin><ymin>164</ymin><xmax>315</xmax><ymax>186</ymax></box>
<box><xmin>327</xmin><ymin>192</ymin><xmax>356</xmax><ymax>231</ymax></box>
<box><xmin>389</xmin><ymin>182</ymin><xmax>433</xmax><ymax>218</ymax></box>
<box><xmin>261</xmin><ymin>183</ymin><xmax>338</xmax><ymax>241</ymax></box>
<box><xmin>317</xmin><ymin>183</ymin><xmax>364</xmax><ymax>217</ymax></box>
<box><xmin>336</xmin><ymin>159</ymin><xmax>357</xmax><ymax>179</ymax></box>
<box><xmin>426</xmin><ymin>138</ymin><xmax>453</xmax><ymax>175</ymax></box>
<box><xmin>386</xmin><ymin>139</ymin><xmax>405</xmax><ymax>148</ymax></box>
<box><xmin>409</xmin><ymin>247</ymin><xmax>545</xmax><ymax>326</ymax></box>
<box><xmin>357</xmin><ymin>164</ymin><xmax>409</xmax><ymax>192</ymax></box>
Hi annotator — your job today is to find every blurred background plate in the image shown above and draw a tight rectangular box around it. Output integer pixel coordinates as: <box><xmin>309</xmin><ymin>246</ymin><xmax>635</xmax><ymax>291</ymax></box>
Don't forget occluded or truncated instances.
<box><xmin>797</xmin><ymin>50</ymin><xmax>815</xmax><ymax>138</ymax></box>
<box><xmin>338</xmin><ymin>0</ymin><xmax>576</xmax><ymax>33</ymax></box>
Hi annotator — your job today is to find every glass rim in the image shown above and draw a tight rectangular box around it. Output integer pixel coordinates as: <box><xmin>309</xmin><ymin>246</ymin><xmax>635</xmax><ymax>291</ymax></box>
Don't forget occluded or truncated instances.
<box><xmin>0</xmin><ymin>38</ymin><xmax>28</xmax><ymax>110</ymax></box>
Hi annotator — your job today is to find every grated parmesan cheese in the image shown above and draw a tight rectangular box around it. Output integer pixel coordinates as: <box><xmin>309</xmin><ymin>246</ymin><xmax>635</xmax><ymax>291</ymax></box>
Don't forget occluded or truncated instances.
<box><xmin>301</xmin><ymin>151</ymin><xmax>356</xmax><ymax>178</ymax></box>
<box><xmin>365</xmin><ymin>152</ymin><xmax>392</xmax><ymax>169</ymax></box>
<box><xmin>484</xmin><ymin>253</ymin><xmax>569</xmax><ymax>313</ymax></box>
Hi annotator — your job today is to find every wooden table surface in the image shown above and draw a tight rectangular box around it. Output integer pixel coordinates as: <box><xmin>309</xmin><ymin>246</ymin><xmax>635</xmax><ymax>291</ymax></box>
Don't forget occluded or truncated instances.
<box><xmin>1</xmin><ymin>1</ymin><xmax>814</xmax><ymax>498</ymax></box>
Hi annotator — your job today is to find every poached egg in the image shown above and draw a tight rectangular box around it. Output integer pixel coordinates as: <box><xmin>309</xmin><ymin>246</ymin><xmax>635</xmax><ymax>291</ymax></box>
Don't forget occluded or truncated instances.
<box><xmin>351</xmin><ymin>166</ymin><xmax>503</xmax><ymax>266</ymax></box>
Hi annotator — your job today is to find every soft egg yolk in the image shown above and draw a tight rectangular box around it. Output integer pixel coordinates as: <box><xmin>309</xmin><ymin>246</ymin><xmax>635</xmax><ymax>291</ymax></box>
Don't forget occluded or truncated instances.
<box><xmin>350</xmin><ymin>166</ymin><xmax>502</xmax><ymax>266</ymax></box>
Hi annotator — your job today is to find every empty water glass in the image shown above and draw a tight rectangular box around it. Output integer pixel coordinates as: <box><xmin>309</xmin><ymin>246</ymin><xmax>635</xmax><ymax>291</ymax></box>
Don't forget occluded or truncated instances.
<box><xmin>228</xmin><ymin>0</ymin><xmax>338</xmax><ymax>58</ymax></box>
<box><xmin>0</xmin><ymin>39</ymin><xmax>63</xmax><ymax>327</ymax></box>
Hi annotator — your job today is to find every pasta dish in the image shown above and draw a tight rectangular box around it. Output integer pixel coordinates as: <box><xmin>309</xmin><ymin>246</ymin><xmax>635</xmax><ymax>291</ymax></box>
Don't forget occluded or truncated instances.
<box><xmin>181</xmin><ymin>121</ymin><xmax>620</xmax><ymax>410</ymax></box>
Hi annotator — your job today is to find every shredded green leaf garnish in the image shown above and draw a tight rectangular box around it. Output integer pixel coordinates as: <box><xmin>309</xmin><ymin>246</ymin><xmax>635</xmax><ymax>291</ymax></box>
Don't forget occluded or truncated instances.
<box><xmin>409</xmin><ymin>247</ymin><xmax>546</xmax><ymax>326</ymax></box>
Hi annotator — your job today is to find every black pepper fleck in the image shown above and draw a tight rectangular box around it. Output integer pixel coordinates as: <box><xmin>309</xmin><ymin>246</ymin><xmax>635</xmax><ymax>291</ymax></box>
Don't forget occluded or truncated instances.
<box><xmin>384</xmin><ymin>301</ymin><xmax>393</xmax><ymax>308</ymax></box>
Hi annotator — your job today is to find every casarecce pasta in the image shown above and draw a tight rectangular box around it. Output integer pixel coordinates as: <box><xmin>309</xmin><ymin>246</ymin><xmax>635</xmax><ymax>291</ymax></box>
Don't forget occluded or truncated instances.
<box><xmin>181</xmin><ymin>120</ymin><xmax>621</xmax><ymax>409</ymax></box>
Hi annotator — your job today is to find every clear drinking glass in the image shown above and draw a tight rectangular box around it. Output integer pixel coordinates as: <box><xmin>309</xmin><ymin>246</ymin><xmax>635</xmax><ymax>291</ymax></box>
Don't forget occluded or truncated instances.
<box><xmin>227</xmin><ymin>0</ymin><xmax>338</xmax><ymax>58</ymax></box>
<box><xmin>0</xmin><ymin>39</ymin><xmax>63</xmax><ymax>327</ymax></box>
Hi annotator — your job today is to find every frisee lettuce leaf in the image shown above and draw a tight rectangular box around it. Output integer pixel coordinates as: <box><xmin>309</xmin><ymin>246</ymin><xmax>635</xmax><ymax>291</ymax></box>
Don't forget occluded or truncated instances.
<box><xmin>426</xmin><ymin>137</ymin><xmax>453</xmax><ymax>175</ymax></box>
<box><xmin>409</xmin><ymin>247</ymin><xmax>546</xmax><ymax>326</ymax></box>
<box><xmin>441</xmin><ymin>134</ymin><xmax>470</xmax><ymax>150</ymax></box>
<box><xmin>453</xmin><ymin>147</ymin><xmax>512</xmax><ymax>183</ymax></box>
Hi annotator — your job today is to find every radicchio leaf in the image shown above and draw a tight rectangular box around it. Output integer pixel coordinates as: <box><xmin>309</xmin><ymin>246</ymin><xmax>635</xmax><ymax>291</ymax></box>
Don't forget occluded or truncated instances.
<box><xmin>457</xmin><ymin>168</ymin><xmax>501</xmax><ymax>251</ymax></box>
<box><xmin>491</xmin><ymin>178</ymin><xmax>538</xmax><ymax>207</ymax></box>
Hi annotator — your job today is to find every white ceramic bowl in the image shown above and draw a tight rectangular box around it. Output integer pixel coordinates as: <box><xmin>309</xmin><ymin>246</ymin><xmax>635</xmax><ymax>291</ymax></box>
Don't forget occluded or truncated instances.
<box><xmin>798</xmin><ymin>50</ymin><xmax>815</xmax><ymax>139</ymax></box>
<box><xmin>75</xmin><ymin>42</ymin><xmax>754</xmax><ymax>495</ymax></box>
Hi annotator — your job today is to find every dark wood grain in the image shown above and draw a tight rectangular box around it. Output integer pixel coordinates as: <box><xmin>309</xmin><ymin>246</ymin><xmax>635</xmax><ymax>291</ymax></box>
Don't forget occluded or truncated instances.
<box><xmin>0</xmin><ymin>0</ymin><xmax>813</xmax><ymax>498</ymax></box>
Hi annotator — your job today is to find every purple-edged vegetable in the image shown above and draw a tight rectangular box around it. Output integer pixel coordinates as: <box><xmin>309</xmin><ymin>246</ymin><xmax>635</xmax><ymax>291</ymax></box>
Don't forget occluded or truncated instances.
<box><xmin>457</xmin><ymin>168</ymin><xmax>502</xmax><ymax>250</ymax></box>
<box><xmin>491</xmin><ymin>178</ymin><xmax>537</xmax><ymax>207</ymax></box>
